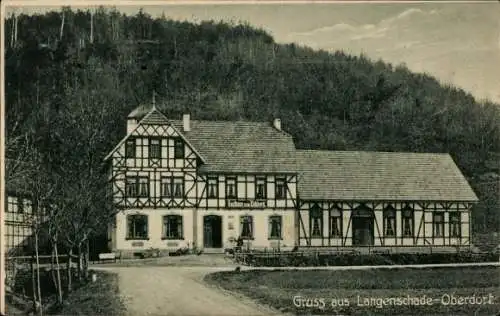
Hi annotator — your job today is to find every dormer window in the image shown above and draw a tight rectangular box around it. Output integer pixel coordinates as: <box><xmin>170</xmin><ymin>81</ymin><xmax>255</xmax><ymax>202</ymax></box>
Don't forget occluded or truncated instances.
<box><xmin>125</xmin><ymin>138</ymin><xmax>136</xmax><ymax>158</ymax></box>
<box><xmin>174</xmin><ymin>138</ymin><xmax>184</xmax><ymax>159</ymax></box>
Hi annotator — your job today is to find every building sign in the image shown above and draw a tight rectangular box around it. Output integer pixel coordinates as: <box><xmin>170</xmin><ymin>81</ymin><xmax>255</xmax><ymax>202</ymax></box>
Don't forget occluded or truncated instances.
<box><xmin>131</xmin><ymin>241</ymin><xmax>144</xmax><ymax>247</ymax></box>
<box><xmin>227</xmin><ymin>199</ymin><xmax>266</xmax><ymax>208</ymax></box>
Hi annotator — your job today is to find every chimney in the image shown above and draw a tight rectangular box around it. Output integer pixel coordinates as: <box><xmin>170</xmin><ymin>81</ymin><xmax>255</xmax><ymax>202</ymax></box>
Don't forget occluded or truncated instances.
<box><xmin>127</xmin><ymin>118</ymin><xmax>138</xmax><ymax>134</ymax></box>
<box><xmin>273</xmin><ymin>118</ymin><xmax>281</xmax><ymax>131</ymax></box>
<box><xmin>183</xmin><ymin>114</ymin><xmax>191</xmax><ymax>132</ymax></box>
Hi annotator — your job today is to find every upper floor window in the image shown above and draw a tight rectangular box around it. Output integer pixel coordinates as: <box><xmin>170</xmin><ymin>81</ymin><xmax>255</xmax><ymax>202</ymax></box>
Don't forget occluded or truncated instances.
<box><xmin>433</xmin><ymin>212</ymin><xmax>444</xmax><ymax>238</ymax></box>
<box><xmin>329</xmin><ymin>208</ymin><xmax>342</xmax><ymax>237</ymax></box>
<box><xmin>226</xmin><ymin>177</ymin><xmax>237</xmax><ymax>199</ymax></box>
<box><xmin>149</xmin><ymin>138</ymin><xmax>161</xmax><ymax>159</ymax></box>
<box><xmin>163</xmin><ymin>215</ymin><xmax>183</xmax><ymax>239</ymax></box>
<box><xmin>310</xmin><ymin>204</ymin><xmax>323</xmax><ymax>238</ymax></box>
<box><xmin>174</xmin><ymin>138</ymin><xmax>184</xmax><ymax>159</ymax></box>
<box><xmin>383</xmin><ymin>206</ymin><xmax>396</xmax><ymax>237</ymax></box>
<box><xmin>268</xmin><ymin>215</ymin><xmax>282</xmax><ymax>240</ymax></box>
<box><xmin>125</xmin><ymin>176</ymin><xmax>149</xmax><ymax>197</ymax></box>
<box><xmin>449</xmin><ymin>212</ymin><xmax>461</xmax><ymax>238</ymax></box>
<box><xmin>255</xmin><ymin>176</ymin><xmax>267</xmax><ymax>200</ymax></box>
<box><xmin>240</xmin><ymin>215</ymin><xmax>253</xmax><ymax>239</ymax></box>
<box><xmin>207</xmin><ymin>177</ymin><xmax>218</xmax><ymax>198</ymax></box>
<box><xmin>161</xmin><ymin>177</ymin><xmax>184</xmax><ymax>198</ymax></box>
<box><xmin>127</xmin><ymin>214</ymin><xmax>148</xmax><ymax>239</ymax></box>
<box><xmin>125</xmin><ymin>138</ymin><xmax>136</xmax><ymax>158</ymax></box>
<box><xmin>402</xmin><ymin>207</ymin><xmax>414</xmax><ymax>237</ymax></box>
<box><xmin>275</xmin><ymin>177</ymin><xmax>287</xmax><ymax>199</ymax></box>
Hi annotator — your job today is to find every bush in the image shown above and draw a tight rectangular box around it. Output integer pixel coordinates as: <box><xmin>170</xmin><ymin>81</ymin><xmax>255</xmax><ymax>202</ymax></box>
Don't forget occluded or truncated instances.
<box><xmin>236</xmin><ymin>251</ymin><xmax>500</xmax><ymax>267</ymax></box>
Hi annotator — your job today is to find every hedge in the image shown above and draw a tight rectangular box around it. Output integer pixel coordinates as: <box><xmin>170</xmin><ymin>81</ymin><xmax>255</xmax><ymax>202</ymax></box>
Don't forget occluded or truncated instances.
<box><xmin>236</xmin><ymin>252</ymin><xmax>499</xmax><ymax>267</ymax></box>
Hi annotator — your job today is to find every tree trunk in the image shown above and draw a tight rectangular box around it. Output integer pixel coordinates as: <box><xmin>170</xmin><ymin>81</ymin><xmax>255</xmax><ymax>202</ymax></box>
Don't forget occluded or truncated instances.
<box><xmin>34</xmin><ymin>232</ymin><xmax>42</xmax><ymax>316</ymax></box>
<box><xmin>66</xmin><ymin>248</ymin><xmax>73</xmax><ymax>294</ymax></box>
<box><xmin>77</xmin><ymin>243</ymin><xmax>83</xmax><ymax>281</ymax></box>
<box><xmin>90</xmin><ymin>11</ymin><xmax>94</xmax><ymax>44</ymax></box>
<box><xmin>54</xmin><ymin>242</ymin><xmax>63</xmax><ymax>304</ymax></box>
<box><xmin>83</xmin><ymin>239</ymin><xmax>90</xmax><ymax>280</ymax></box>
<box><xmin>60</xmin><ymin>11</ymin><xmax>65</xmax><ymax>41</ymax></box>
<box><xmin>31</xmin><ymin>257</ymin><xmax>37</xmax><ymax>313</ymax></box>
<box><xmin>51</xmin><ymin>248</ymin><xmax>57</xmax><ymax>293</ymax></box>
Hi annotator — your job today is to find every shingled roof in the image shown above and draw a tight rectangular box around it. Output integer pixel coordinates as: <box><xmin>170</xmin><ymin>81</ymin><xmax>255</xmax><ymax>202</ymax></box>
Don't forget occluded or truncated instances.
<box><xmin>170</xmin><ymin>120</ymin><xmax>297</xmax><ymax>173</ymax></box>
<box><xmin>296</xmin><ymin>150</ymin><xmax>478</xmax><ymax>202</ymax></box>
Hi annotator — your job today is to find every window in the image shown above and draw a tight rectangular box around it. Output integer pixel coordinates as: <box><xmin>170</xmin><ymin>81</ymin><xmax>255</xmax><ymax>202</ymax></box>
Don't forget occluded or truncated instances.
<box><xmin>163</xmin><ymin>215</ymin><xmax>183</xmax><ymax>239</ymax></box>
<box><xmin>125</xmin><ymin>139</ymin><xmax>136</xmax><ymax>158</ymax></box>
<box><xmin>161</xmin><ymin>177</ymin><xmax>172</xmax><ymax>197</ymax></box>
<box><xmin>207</xmin><ymin>177</ymin><xmax>218</xmax><ymax>198</ymax></box>
<box><xmin>240</xmin><ymin>216</ymin><xmax>253</xmax><ymax>239</ymax></box>
<box><xmin>126</xmin><ymin>177</ymin><xmax>149</xmax><ymax>197</ymax></box>
<box><xmin>125</xmin><ymin>177</ymin><xmax>138</xmax><ymax>197</ymax></box>
<box><xmin>383</xmin><ymin>206</ymin><xmax>396</xmax><ymax>237</ymax></box>
<box><xmin>174</xmin><ymin>138</ymin><xmax>184</xmax><ymax>159</ymax></box>
<box><xmin>17</xmin><ymin>197</ymin><xmax>24</xmax><ymax>214</ymax></box>
<box><xmin>433</xmin><ymin>212</ymin><xmax>444</xmax><ymax>237</ymax></box>
<box><xmin>310</xmin><ymin>204</ymin><xmax>323</xmax><ymax>238</ymax></box>
<box><xmin>127</xmin><ymin>214</ymin><xmax>148</xmax><ymax>239</ymax></box>
<box><xmin>402</xmin><ymin>208</ymin><xmax>414</xmax><ymax>237</ymax></box>
<box><xmin>226</xmin><ymin>177</ymin><xmax>237</xmax><ymax>199</ymax></box>
<box><xmin>139</xmin><ymin>177</ymin><xmax>149</xmax><ymax>197</ymax></box>
<box><xmin>173</xmin><ymin>178</ymin><xmax>184</xmax><ymax>198</ymax></box>
<box><xmin>149</xmin><ymin>138</ymin><xmax>161</xmax><ymax>159</ymax></box>
<box><xmin>7</xmin><ymin>196</ymin><xmax>18</xmax><ymax>213</ymax></box>
<box><xmin>269</xmin><ymin>216</ymin><xmax>282</xmax><ymax>239</ymax></box>
<box><xmin>255</xmin><ymin>177</ymin><xmax>267</xmax><ymax>199</ymax></box>
<box><xmin>449</xmin><ymin>212</ymin><xmax>461</xmax><ymax>238</ymax></box>
<box><xmin>329</xmin><ymin>208</ymin><xmax>342</xmax><ymax>237</ymax></box>
<box><xmin>161</xmin><ymin>177</ymin><xmax>184</xmax><ymax>198</ymax></box>
<box><xmin>275</xmin><ymin>177</ymin><xmax>287</xmax><ymax>199</ymax></box>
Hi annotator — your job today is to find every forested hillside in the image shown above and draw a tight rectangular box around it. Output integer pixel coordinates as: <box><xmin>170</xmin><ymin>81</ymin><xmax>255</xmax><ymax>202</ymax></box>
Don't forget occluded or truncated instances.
<box><xmin>5</xmin><ymin>7</ymin><xmax>499</xmax><ymax>233</ymax></box>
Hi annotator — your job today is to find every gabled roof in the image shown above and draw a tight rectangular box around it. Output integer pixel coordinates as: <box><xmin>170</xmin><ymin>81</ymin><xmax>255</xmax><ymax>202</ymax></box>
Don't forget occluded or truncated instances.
<box><xmin>103</xmin><ymin>107</ymin><xmax>206</xmax><ymax>162</ymax></box>
<box><xmin>296</xmin><ymin>150</ymin><xmax>479</xmax><ymax>202</ymax></box>
<box><xmin>169</xmin><ymin>120</ymin><xmax>297</xmax><ymax>173</ymax></box>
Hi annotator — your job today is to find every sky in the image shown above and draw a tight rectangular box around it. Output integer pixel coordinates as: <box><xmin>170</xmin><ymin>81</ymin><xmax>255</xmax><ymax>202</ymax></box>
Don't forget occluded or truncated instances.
<box><xmin>5</xmin><ymin>1</ymin><xmax>500</xmax><ymax>103</ymax></box>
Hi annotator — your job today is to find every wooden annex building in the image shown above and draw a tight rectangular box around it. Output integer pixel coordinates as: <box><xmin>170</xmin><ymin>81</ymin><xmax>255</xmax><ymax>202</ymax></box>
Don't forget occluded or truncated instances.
<box><xmin>104</xmin><ymin>102</ymin><xmax>478</xmax><ymax>257</ymax></box>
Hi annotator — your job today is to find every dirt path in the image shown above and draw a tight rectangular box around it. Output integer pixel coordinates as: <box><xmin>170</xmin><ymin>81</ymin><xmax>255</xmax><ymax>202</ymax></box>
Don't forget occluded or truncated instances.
<box><xmin>95</xmin><ymin>266</ymin><xmax>284</xmax><ymax>316</ymax></box>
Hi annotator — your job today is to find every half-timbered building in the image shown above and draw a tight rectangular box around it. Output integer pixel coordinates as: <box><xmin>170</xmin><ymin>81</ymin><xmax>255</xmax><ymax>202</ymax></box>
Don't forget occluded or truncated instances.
<box><xmin>104</xmin><ymin>104</ymin><xmax>298</xmax><ymax>256</ymax></box>
<box><xmin>105</xmin><ymin>103</ymin><xmax>478</xmax><ymax>256</ymax></box>
<box><xmin>295</xmin><ymin>150</ymin><xmax>478</xmax><ymax>252</ymax></box>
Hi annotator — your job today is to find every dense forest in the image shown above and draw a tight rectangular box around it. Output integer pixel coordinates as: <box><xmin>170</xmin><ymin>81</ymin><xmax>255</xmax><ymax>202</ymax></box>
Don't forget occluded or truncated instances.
<box><xmin>5</xmin><ymin>7</ymin><xmax>499</xmax><ymax>235</ymax></box>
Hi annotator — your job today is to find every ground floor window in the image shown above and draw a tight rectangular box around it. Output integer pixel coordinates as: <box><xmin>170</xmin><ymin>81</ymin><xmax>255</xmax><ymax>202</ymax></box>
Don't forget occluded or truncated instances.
<box><xmin>383</xmin><ymin>206</ymin><xmax>396</xmax><ymax>237</ymax></box>
<box><xmin>163</xmin><ymin>215</ymin><xmax>183</xmax><ymax>239</ymax></box>
<box><xmin>240</xmin><ymin>216</ymin><xmax>253</xmax><ymax>239</ymax></box>
<box><xmin>329</xmin><ymin>208</ymin><xmax>342</xmax><ymax>237</ymax></box>
<box><xmin>449</xmin><ymin>212</ymin><xmax>461</xmax><ymax>237</ymax></box>
<box><xmin>433</xmin><ymin>212</ymin><xmax>444</xmax><ymax>238</ymax></box>
<box><xmin>310</xmin><ymin>204</ymin><xmax>323</xmax><ymax>238</ymax></box>
<box><xmin>127</xmin><ymin>214</ymin><xmax>148</xmax><ymax>239</ymax></box>
<box><xmin>268</xmin><ymin>215</ymin><xmax>282</xmax><ymax>239</ymax></box>
<box><xmin>402</xmin><ymin>208</ymin><xmax>414</xmax><ymax>237</ymax></box>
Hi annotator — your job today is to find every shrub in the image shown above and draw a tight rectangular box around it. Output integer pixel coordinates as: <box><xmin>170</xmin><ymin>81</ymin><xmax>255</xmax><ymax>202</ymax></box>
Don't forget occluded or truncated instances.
<box><xmin>236</xmin><ymin>251</ymin><xmax>500</xmax><ymax>267</ymax></box>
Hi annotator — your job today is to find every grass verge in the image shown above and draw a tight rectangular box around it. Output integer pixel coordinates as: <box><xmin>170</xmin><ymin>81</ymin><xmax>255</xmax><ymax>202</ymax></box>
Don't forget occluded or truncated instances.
<box><xmin>47</xmin><ymin>270</ymin><xmax>126</xmax><ymax>316</ymax></box>
<box><xmin>204</xmin><ymin>266</ymin><xmax>500</xmax><ymax>316</ymax></box>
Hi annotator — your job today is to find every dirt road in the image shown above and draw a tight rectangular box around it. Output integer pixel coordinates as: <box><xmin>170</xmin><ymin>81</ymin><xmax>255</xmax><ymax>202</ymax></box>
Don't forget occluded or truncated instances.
<box><xmin>95</xmin><ymin>266</ymin><xmax>284</xmax><ymax>316</ymax></box>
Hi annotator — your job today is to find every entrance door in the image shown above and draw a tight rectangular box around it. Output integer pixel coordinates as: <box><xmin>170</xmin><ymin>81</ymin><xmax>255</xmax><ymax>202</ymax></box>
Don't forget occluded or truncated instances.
<box><xmin>352</xmin><ymin>214</ymin><xmax>374</xmax><ymax>246</ymax></box>
<box><xmin>203</xmin><ymin>215</ymin><xmax>223</xmax><ymax>248</ymax></box>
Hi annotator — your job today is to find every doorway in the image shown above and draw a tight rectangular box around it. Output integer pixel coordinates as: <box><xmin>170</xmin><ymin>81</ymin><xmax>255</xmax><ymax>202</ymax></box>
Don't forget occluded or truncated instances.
<box><xmin>203</xmin><ymin>215</ymin><xmax>223</xmax><ymax>248</ymax></box>
<box><xmin>352</xmin><ymin>209</ymin><xmax>374</xmax><ymax>246</ymax></box>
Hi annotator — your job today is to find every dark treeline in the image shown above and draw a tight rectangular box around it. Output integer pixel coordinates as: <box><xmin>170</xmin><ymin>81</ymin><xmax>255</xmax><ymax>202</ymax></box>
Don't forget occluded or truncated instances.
<box><xmin>5</xmin><ymin>7</ymin><xmax>499</xmax><ymax>236</ymax></box>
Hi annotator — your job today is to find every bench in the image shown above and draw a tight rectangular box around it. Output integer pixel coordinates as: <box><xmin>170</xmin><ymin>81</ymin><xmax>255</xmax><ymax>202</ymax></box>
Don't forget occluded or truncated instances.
<box><xmin>98</xmin><ymin>252</ymin><xmax>118</xmax><ymax>263</ymax></box>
